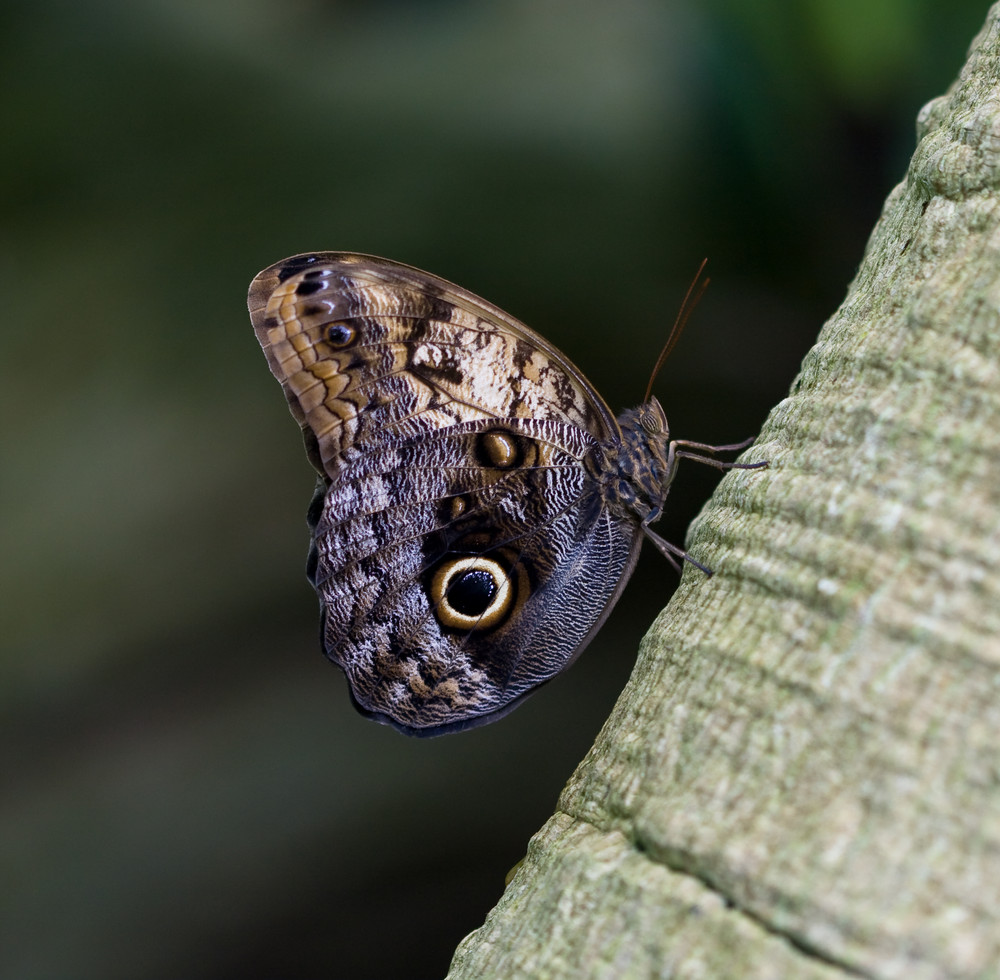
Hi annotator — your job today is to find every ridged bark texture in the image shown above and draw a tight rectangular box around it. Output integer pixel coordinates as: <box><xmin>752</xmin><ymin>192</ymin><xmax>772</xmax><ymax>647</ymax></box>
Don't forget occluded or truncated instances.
<box><xmin>447</xmin><ymin>6</ymin><xmax>1000</xmax><ymax>979</ymax></box>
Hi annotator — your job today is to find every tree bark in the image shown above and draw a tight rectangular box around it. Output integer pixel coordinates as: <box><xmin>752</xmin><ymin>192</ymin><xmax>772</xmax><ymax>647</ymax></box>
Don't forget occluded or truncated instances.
<box><xmin>447</xmin><ymin>7</ymin><xmax>1000</xmax><ymax>979</ymax></box>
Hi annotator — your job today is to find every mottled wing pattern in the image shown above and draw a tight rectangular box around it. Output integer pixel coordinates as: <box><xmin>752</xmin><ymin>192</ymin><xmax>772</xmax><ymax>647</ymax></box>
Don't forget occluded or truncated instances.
<box><xmin>310</xmin><ymin>416</ymin><xmax>638</xmax><ymax>734</ymax></box>
<box><xmin>248</xmin><ymin>252</ymin><xmax>617</xmax><ymax>478</ymax></box>
<box><xmin>249</xmin><ymin>252</ymin><xmax>640</xmax><ymax>735</ymax></box>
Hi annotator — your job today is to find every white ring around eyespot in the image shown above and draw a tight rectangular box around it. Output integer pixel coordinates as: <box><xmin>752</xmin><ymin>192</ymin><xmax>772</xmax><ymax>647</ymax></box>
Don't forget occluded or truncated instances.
<box><xmin>431</xmin><ymin>556</ymin><xmax>512</xmax><ymax>630</ymax></box>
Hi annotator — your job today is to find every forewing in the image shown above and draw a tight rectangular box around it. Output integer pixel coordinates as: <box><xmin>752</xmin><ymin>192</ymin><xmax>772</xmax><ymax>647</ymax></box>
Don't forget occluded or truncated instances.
<box><xmin>248</xmin><ymin>252</ymin><xmax>619</xmax><ymax>477</ymax></box>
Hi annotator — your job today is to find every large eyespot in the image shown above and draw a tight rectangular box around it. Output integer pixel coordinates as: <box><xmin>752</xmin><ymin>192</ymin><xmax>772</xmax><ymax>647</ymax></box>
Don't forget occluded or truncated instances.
<box><xmin>325</xmin><ymin>321</ymin><xmax>356</xmax><ymax>348</ymax></box>
<box><xmin>431</xmin><ymin>556</ymin><xmax>513</xmax><ymax>631</ymax></box>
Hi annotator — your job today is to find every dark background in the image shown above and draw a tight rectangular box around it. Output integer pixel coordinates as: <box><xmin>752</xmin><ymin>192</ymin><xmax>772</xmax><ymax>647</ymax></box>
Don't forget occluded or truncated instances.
<box><xmin>1</xmin><ymin>1</ymin><xmax>987</xmax><ymax>977</ymax></box>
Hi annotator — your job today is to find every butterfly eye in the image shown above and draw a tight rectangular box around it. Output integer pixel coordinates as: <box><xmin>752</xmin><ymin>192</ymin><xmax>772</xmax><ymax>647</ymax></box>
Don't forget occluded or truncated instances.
<box><xmin>639</xmin><ymin>399</ymin><xmax>667</xmax><ymax>435</ymax></box>
<box><xmin>431</xmin><ymin>556</ymin><xmax>513</xmax><ymax>631</ymax></box>
<box><xmin>639</xmin><ymin>410</ymin><xmax>661</xmax><ymax>434</ymax></box>
<box><xmin>325</xmin><ymin>321</ymin><xmax>356</xmax><ymax>348</ymax></box>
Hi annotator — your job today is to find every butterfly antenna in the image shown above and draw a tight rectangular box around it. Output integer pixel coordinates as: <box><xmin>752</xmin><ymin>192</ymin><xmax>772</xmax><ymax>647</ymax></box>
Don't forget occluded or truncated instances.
<box><xmin>643</xmin><ymin>258</ymin><xmax>710</xmax><ymax>403</ymax></box>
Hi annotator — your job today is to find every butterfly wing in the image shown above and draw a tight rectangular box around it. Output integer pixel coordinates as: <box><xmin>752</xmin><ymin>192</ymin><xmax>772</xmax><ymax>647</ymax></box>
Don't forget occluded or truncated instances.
<box><xmin>249</xmin><ymin>251</ymin><xmax>616</xmax><ymax>476</ymax></box>
<box><xmin>249</xmin><ymin>252</ymin><xmax>643</xmax><ymax>734</ymax></box>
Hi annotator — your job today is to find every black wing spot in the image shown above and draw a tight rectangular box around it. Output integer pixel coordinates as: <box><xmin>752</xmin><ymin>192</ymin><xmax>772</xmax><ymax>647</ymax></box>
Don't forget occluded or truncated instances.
<box><xmin>447</xmin><ymin>569</ymin><xmax>498</xmax><ymax>617</ymax></box>
<box><xmin>423</xmin><ymin>295</ymin><xmax>455</xmax><ymax>323</ymax></box>
<box><xmin>418</xmin><ymin>359</ymin><xmax>463</xmax><ymax>386</ymax></box>
<box><xmin>277</xmin><ymin>254</ymin><xmax>321</xmax><ymax>282</ymax></box>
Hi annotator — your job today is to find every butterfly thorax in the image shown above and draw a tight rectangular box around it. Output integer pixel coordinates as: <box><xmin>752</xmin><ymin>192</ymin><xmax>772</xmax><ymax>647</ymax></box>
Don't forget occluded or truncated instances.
<box><xmin>597</xmin><ymin>397</ymin><xmax>675</xmax><ymax>526</ymax></box>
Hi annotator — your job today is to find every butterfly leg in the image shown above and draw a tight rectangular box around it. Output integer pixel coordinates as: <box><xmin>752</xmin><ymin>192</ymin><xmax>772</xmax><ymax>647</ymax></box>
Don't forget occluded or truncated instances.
<box><xmin>641</xmin><ymin>524</ymin><xmax>714</xmax><ymax>576</ymax></box>
<box><xmin>669</xmin><ymin>436</ymin><xmax>769</xmax><ymax>472</ymax></box>
<box><xmin>643</xmin><ymin>438</ymin><xmax>767</xmax><ymax>576</ymax></box>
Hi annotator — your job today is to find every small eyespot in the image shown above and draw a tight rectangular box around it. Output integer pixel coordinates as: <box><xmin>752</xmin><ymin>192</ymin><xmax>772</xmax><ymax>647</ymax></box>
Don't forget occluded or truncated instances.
<box><xmin>325</xmin><ymin>321</ymin><xmax>356</xmax><ymax>347</ymax></box>
<box><xmin>431</xmin><ymin>556</ymin><xmax>513</xmax><ymax>631</ymax></box>
<box><xmin>476</xmin><ymin>430</ymin><xmax>521</xmax><ymax>469</ymax></box>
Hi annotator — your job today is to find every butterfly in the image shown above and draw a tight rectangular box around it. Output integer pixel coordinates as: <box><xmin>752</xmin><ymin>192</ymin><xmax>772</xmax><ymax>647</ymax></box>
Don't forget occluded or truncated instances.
<box><xmin>248</xmin><ymin>252</ymin><xmax>766</xmax><ymax>736</ymax></box>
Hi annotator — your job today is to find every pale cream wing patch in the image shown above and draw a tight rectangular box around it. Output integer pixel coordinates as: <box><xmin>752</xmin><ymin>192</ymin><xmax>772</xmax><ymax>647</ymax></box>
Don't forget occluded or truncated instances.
<box><xmin>248</xmin><ymin>252</ymin><xmax>619</xmax><ymax>477</ymax></box>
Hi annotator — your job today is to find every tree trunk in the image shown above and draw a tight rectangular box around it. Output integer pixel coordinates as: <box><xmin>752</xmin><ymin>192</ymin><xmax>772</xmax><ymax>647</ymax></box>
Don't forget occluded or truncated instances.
<box><xmin>447</xmin><ymin>7</ymin><xmax>1000</xmax><ymax>979</ymax></box>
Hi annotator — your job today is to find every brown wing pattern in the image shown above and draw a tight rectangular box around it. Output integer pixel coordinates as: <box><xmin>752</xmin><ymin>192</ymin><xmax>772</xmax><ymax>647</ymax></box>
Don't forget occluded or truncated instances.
<box><xmin>248</xmin><ymin>252</ymin><xmax>618</xmax><ymax>479</ymax></box>
<box><xmin>309</xmin><ymin>416</ymin><xmax>639</xmax><ymax>734</ymax></box>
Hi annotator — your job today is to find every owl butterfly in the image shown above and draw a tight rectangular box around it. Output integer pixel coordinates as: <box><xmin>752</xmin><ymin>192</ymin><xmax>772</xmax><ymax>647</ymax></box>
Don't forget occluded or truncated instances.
<box><xmin>249</xmin><ymin>252</ymin><xmax>765</xmax><ymax>736</ymax></box>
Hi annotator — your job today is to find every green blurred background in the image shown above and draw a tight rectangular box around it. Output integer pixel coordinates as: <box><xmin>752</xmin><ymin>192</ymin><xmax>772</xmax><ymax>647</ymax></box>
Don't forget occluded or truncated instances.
<box><xmin>1</xmin><ymin>1</ymin><xmax>987</xmax><ymax>977</ymax></box>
